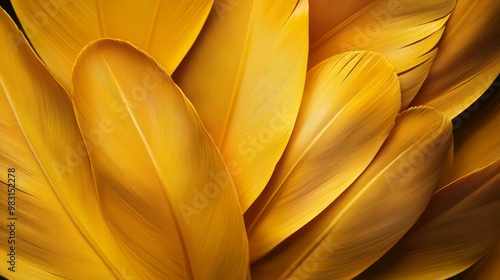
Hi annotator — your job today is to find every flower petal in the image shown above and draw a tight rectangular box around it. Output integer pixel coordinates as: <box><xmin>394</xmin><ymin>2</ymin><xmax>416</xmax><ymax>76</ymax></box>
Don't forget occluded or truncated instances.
<box><xmin>72</xmin><ymin>39</ymin><xmax>249</xmax><ymax>279</ymax></box>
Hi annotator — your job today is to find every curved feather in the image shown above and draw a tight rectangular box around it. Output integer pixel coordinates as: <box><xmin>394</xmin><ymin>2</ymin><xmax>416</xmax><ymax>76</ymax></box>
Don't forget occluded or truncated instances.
<box><xmin>309</xmin><ymin>0</ymin><xmax>456</xmax><ymax>109</ymax></box>
<box><xmin>245</xmin><ymin>51</ymin><xmax>401</xmax><ymax>262</ymax></box>
<box><xmin>358</xmin><ymin>96</ymin><xmax>500</xmax><ymax>279</ymax></box>
<box><xmin>449</xmin><ymin>93</ymin><xmax>500</xmax><ymax>184</ymax></box>
<box><xmin>173</xmin><ymin>0</ymin><xmax>309</xmax><ymax>212</ymax></box>
<box><xmin>357</xmin><ymin>160</ymin><xmax>500</xmax><ymax>279</ymax></box>
<box><xmin>72</xmin><ymin>39</ymin><xmax>249</xmax><ymax>279</ymax></box>
<box><xmin>461</xmin><ymin>239</ymin><xmax>500</xmax><ymax>279</ymax></box>
<box><xmin>11</xmin><ymin>0</ymin><xmax>213</xmax><ymax>92</ymax></box>
<box><xmin>0</xmin><ymin>9</ymin><xmax>134</xmax><ymax>279</ymax></box>
<box><xmin>309</xmin><ymin>0</ymin><xmax>375</xmax><ymax>45</ymax></box>
<box><xmin>410</xmin><ymin>0</ymin><xmax>500</xmax><ymax>118</ymax></box>
<box><xmin>251</xmin><ymin>106</ymin><xmax>452</xmax><ymax>280</ymax></box>
<box><xmin>437</xmin><ymin>135</ymin><xmax>454</xmax><ymax>189</ymax></box>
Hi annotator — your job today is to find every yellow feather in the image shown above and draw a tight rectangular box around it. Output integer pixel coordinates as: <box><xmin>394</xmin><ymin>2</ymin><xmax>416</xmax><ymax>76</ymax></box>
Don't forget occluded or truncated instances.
<box><xmin>462</xmin><ymin>239</ymin><xmax>500</xmax><ymax>279</ymax></box>
<box><xmin>309</xmin><ymin>0</ymin><xmax>455</xmax><ymax>109</ymax></box>
<box><xmin>173</xmin><ymin>0</ymin><xmax>309</xmax><ymax>212</ymax></box>
<box><xmin>437</xmin><ymin>135</ymin><xmax>454</xmax><ymax>189</ymax></box>
<box><xmin>72</xmin><ymin>39</ymin><xmax>249</xmax><ymax>279</ymax></box>
<box><xmin>11</xmin><ymin>0</ymin><xmax>213</xmax><ymax>92</ymax></box>
<box><xmin>357</xmin><ymin>159</ymin><xmax>500</xmax><ymax>279</ymax></box>
<box><xmin>357</xmin><ymin>90</ymin><xmax>500</xmax><ymax>279</ymax></box>
<box><xmin>359</xmin><ymin>95</ymin><xmax>500</xmax><ymax>278</ymax></box>
<box><xmin>448</xmin><ymin>92</ymin><xmax>500</xmax><ymax>184</ymax></box>
<box><xmin>251</xmin><ymin>106</ymin><xmax>452</xmax><ymax>280</ymax></box>
<box><xmin>245</xmin><ymin>51</ymin><xmax>401</xmax><ymax>263</ymax></box>
<box><xmin>410</xmin><ymin>0</ymin><xmax>500</xmax><ymax>118</ymax></box>
<box><xmin>358</xmin><ymin>86</ymin><xmax>500</xmax><ymax>279</ymax></box>
<box><xmin>0</xmin><ymin>9</ymin><xmax>134</xmax><ymax>279</ymax></box>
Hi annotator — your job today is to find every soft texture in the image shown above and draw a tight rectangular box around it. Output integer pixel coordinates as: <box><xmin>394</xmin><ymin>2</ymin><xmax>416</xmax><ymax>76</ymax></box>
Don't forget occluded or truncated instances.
<box><xmin>244</xmin><ymin>51</ymin><xmax>401</xmax><ymax>262</ymax></box>
<box><xmin>308</xmin><ymin>0</ymin><xmax>456</xmax><ymax>109</ymax></box>
<box><xmin>0</xmin><ymin>9</ymin><xmax>125</xmax><ymax>279</ymax></box>
<box><xmin>251</xmin><ymin>106</ymin><xmax>453</xmax><ymax>280</ymax></box>
<box><xmin>462</xmin><ymin>239</ymin><xmax>500</xmax><ymax>279</ymax></box>
<box><xmin>410</xmin><ymin>0</ymin><xmax>500</xmax><ymax>118</ymax></box>
<box><xmin>358</xmin><ymin>95</ymin><xmax>500</xmax><ymax>279</ymax></box>
<box><xmin>11</xmin><ymin>0</ymin><xmax>213</xmax><ymax>92</ymax></box>
<box><xmin>174</xmin><ymin>0</ymin><xmax>309</xmax><ymax>212</ymax></box>
<box><xmin>71</xmin><ymin>39</ymin><xmax>249</xmax><ymax>279</ymax></box>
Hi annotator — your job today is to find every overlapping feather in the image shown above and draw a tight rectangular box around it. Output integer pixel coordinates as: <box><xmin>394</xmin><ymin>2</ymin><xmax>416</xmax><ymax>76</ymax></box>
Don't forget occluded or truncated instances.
<box><xmin>309</xmin><ymin>0</ymin><xmax>456</xmax><ymax>109</ymax></box>
<box><xmin>244</xmin><ymin>51</ymin><xmax>401</xmax><ymax>262</ymax></box>
<box><xmin>0</xmin><ymin>0</ymin><xmax>498</xmax><ymax>279</ymax></box>
<box><xmin>357</xmin><ymin>160</ymin><xmax>500</xmax><ymax>279</ymax></box>
<box><xmin>448</xmin><ymin>93</ymin><xmax>500</xmax><ymax>184</ymax></box>
<box><xmin>358</xmin><ymin>93</ymin><xmax>500</xmax><ymax>279</ymax></box>
<box><xmin>0</xmin><ymin>9</ymin><xmax>133</xmax><ymax>279</ymax></box>
<box><xmin>11</xmin><ymin>0</ymin><xmax>213</xmax><ymax>92</ymax></box>
<box><xmin>173</xmin><ymin>0</ymin><xmax>309</xmax><ymax>212</ymax></box>
<box><xmin>462</xmin><ymin>239</ymin><xmax>500</xmax><ymax>279</ymax></box>
<box><xmin>410</xmin><ymin>0</ymin><xmax>500</xmax><ymax>118</ymax></box>
<box><xmin>251</xmin><ymin>106</ymin><xmax>452</xmax><ymax>280</ymax></box>
<box><xmin>72</xmin><ymin>39</ymin><xmax>249</xmax><ymax>279</ymax></box>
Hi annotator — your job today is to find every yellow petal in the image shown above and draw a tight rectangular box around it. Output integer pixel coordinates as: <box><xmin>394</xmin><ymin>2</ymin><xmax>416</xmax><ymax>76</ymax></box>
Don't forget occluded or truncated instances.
<box><xmin>11</xmin><ymin>0</ymin><xmax>213</xmax><ymax>92</ymax></box>
<box><xmin>72</xmin><ymin>39</ymin><xmax>249</xmax><ymax>279</ymax></box>
<box><xmin>461</xmin><ymin>239</ymin><xmax>500</xmax><ymax>279</ymax></box>
<box><xmin>0</xmin><ymin>9</ymin><xmax>134</xmax><ymax>279</ymax></box>
<box><xmin>251</xmin><ymin>106</ymin><xmax>452</xmax><ymax>280</ymax></box>
<box><xmin>358</xmin><ymin>158</ymin><xmax>500</xmax><ymax>279</ymax></box>
<box><xmin>410</xmin><ymin>0</ymin><xmax>500</xmax><ymax>118</ymax></box>
<box><xmin>309</xmin><ymin>0</ymin><xmax>455</xmax><ymax>109</ymax></box>
<box><xmin>245</xmin><ymin>51</ymin><xmax>401</xmax><ymax>263</ymax></box>
<box><xmin>173</xmin><ymin>0</ymin><xmax>309</xmax><ymax>212</ymax></box>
